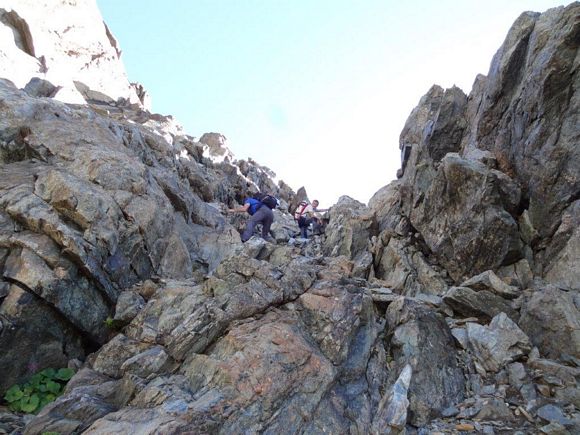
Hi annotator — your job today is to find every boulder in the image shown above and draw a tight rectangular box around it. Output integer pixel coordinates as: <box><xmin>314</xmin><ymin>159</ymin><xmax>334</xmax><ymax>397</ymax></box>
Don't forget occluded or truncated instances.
<box><xmin>466</xmin><ymin>313</ymin><xmax>532</xmax><ymax>373</ymax></box>
<box><xmin>323</xmin><ymin>196</ymin><xmax>376</xmax><ymax>278</ymax></box>
<box><xmin>374</xmin><ymin>235</ymin><xmax>448</xmax><ymax>296</ymax></box>
<box><xmin>475</xmin><ymin>398</ymin><xmax>514</xmax><ymax>421</ymax></box>
<box><xmin>497</xmin><ymin>259</ymin><xmax>534</xmax><ymax>290</ymax></box>
<box><xmin>368</xmin><ymin>181</ymin><xmax>408</xmax><ymax>235</ymax></box>
<box><xmin>113</xmin><ymin>291</ymin><xmax>145</xmax><ymax>324</ymax></box>
<box><xmin>443</xmin><ymin>286</ymin><xmax>518</xmax><ymax>322</ymax></box>
<box><xmin>385</xmin><ymin>297</ymin><xmax>465</xmax><ymax>426</ymax></box>
<box><xmin>408</xmin><ymin>154</ymin><xmax>522</xmax><ymax>281</ymax></box>
<box><xmin>371</xmin><ymin>364</ymin><xmax>412</xmax><ymax>434</ymax></box>
<box><xmin>23</xmin><ymin>77</ymin><xmax>59</xmax><ymax>98</ymax></box>
<box><xmin>270</xmin><ymin>208</ymin><xmax>298</xmax><ymax>242</ymax></box>
<box><xmin>398</xmin><ymin>85</ymin><xmax>467</xmax><ymax>181</ymax></box>
<box><xmin>519</xmin><ymin>286</ymin><xmax>580</xmax><ymax>359</ymax></box>
<box><xmin>461</xmin><ymin>270</ymin><xmax>521</xmax><ymax>299</ymax></box>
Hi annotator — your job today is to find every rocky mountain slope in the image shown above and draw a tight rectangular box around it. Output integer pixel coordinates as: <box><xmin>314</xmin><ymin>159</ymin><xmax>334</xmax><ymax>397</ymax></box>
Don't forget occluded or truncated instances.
<box><xmin>1</xmin><ymin>1</ymin><xmax>579</xmax><ymax>434</ymax></box>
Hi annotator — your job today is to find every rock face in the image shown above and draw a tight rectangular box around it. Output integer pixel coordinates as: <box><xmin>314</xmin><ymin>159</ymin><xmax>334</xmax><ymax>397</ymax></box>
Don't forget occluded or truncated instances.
<box><xmin>0</xmin><ymin>0</ymin><xmax>144</xmax><ymax>106</ymax></box>
<box><xmin>0</xmin><ymin>76</ymin><xmax>294</xmax><ymax>394</ymax></box>
<box><xmin>0</xmin><ymin>2</ymin><xmax>578</xmax><ymax>435</ymax></box>
<box><xmin>390</xmin><ymin>3</ymin><xmax>580</xmax><ymax>288</ymax></box>
<box><xmin>24</xmin><ymin>254</ymin><xmax>387</xmax><ymax>434</ymax></box>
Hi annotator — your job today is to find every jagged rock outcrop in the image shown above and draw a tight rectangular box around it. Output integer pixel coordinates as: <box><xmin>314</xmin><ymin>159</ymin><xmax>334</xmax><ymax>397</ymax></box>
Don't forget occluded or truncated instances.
<box><xmin>392</xmin><ymin>3</ymin><xmax>580</xmax><ymax>289</ymax></box>
<box><xmin>368</xmin><ymin>3</ymin><xmax>580</xmax><ymax>432</ymax></box>
<box><xmin>0</xmin><ymin>2</ymin><xmax>579</xmax><ymax>434</ymax></box>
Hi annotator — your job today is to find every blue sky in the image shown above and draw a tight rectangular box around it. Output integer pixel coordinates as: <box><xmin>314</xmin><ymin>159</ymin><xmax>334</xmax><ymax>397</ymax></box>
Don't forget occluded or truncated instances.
<box><xmin>97</xmin><ymin>0</ymin><xmax>572</xmax><ymax>206</ymax></box>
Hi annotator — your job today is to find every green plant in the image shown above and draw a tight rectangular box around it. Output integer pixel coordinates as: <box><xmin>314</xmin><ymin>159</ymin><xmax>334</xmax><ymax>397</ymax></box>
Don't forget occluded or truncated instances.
<box><xmin>104</xmin><ymin>316</ymin><xmax>123</xmax><ymax>330</ymax></box>
<box><xmin>3</xmin><ymin>367</ymin><xmax>75</xmax><ymax>414</ymax></box>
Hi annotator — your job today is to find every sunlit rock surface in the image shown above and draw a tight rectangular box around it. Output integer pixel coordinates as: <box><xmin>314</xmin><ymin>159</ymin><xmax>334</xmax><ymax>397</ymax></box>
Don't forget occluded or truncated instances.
<box><xmin>0</xmin><ymin>0</ymin><xmax>144</xmax><ymax>106</ymax></box>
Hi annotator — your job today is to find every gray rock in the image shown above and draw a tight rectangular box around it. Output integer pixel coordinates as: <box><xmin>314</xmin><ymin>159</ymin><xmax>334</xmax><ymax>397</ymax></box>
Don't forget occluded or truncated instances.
<box><xmin>497</xmin><ymin>259</ymin><xmax>534</xmax><ymax>291</ymax></box>
<box><xmin>270</xmin><ymin>209</ymin><xmax>298</xmax><ymax>241</ymax></box>
<box><xmin>543</xmin><ymin>201</ymin><xmax>580</xmax><ymax>291</ymax></box>
<box><xmin>323</xmin><ymin>196</ymin><xmax>376</xmax><ymax>278</ymax></box>
<box><xmin>461</xmin><ymin>270</ymin><xmax>521</xmax><ymax>299</ymax></box>
<box><xmin>24</xmin><ymin>370</ymin><xmax>122</xmax><ymax>435</ymax></box>
<box><xmin>372</xmin><ymin>364</ymin><xmax>412</xmax><ymax>434</ymax></box>
<box><xmin>0</xmin><ymin>1</ymin><xmax>143</xmax><ymax>106</ymax></box>
<box><xmin>441</xmin><ymin>406</ymin><xmax>460</xmax><ymax>417</ymax></box>
<box><xmin>468</xmin><ymin>5</ymin><xmax>579</xmax><ymax>248</ymax></box>
<box><xmin>475</xmin><ymin>398</ymin><xmax>514</xmax><ymax>421</ymax></box>
<box><xmin>113</xmin><ymin>291</ymin><xmax>145</xmax><ymax>324</ymax></box>
<box><xmin>374</xmin><ymin>235</ymin><xmax>448</xmax><ymax>296</ymax></box>
<box><xmin>1</xmin><ymin>2</ymin><xmax>577</xmax><ymax>434</ymax></box>
<box><xmin>443</xmin><ymin>286</ymin><xmax>518</xmax><ymax>322</ymax></box>
<box><xmin>408</xmin><ymin>154</ymin><xmax>522</xmax><ymax>281</ymax></box>
<box><xmin>528</xmin><ymin>358</ymin><xmax>579</xmax><ymax>387</ymax></box>
<box><xmin>391</xmin><ymin>2</ymin><xmax>579</xmax><ymax>291</ymax></box>
<box><xmin>554</xmin><ymin>387</ymin><xmax>580</xmax><ymax>409</ymax></box>
<box><xmin>451</xmin><ymin>328</ymin><xmax>469</xmax><ymax>349</ymax></box>
<box><xmin>507</xmin><ymin>362</ymin><xmax>527</xmax><ymax>389</ymax></box>
<box><xmin>0</xmin><ymin>70</ymin><xmax>302</xmax><ymax>393</ymax></box>
<box><xmin>519</xmin><ymin>286</ymin><xmax>580</xmax><ymax>359</ymax></box>
<box><xmin>398</xmin><ymin>84</ymin><xmax>467</xmax><ymax>180</ymax></box>
<box><xmin>466</xmin><ymin>313</ymin><xmax>531</xmax><ymax>373</ymax></box>
<box><xmin>537</xmin><ymin>404</ymin><xmax>572</xmax><ymax>426</ymax></box>
<box><xmin>386</xmin><ymin>297</ymin><xmax>465</xmax><ymax>425</ymax></box>
<box><xmin>368</xmin><ymin>181</ymin><xmax>408</xmax><ymax>235</ymax></box>
<box><xmin>540</xmin><ymin>422</ymin><xmax>571</xmax><ymax>435</ymax></box>
<box><xmin>119</xmin><ymin>346</ymin><xmax>175</xmax><ymax>379</ymax></box>
<box><xmin>0</xmin><ymin>285</ymin><xmax>85</xmax><ymax>393</ymax></box>
<box><xmin>480</xmin><ymin>384</ymin><xmax>497</xmax><ymax>396</ymax></box>
<box><xmin>23</xmin><ymin>77</ymin><xmax>59</xmax><ymax>98</ymax></box>
<box><xmin>369</xmin><ymin>286</ymin><xmax>398</xmax><ymax>304</ymax></box>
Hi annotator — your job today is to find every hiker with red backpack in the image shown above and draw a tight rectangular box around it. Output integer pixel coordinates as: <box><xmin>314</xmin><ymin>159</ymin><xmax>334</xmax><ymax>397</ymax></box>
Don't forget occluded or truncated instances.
<box><xmin>294</xmin><ymin>199</ymin><xmax>328</xmax><ymax>239</ymax></box>
<box><xmin>229</xmin><ymin>193</ymin><xmax>278</xmax><ymax>242</ymax></box>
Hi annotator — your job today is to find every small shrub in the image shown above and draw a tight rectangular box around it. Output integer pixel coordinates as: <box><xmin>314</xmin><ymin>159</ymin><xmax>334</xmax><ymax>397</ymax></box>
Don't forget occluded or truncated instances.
<box><xmin>104</xmin><ymin>316</ymin><xmax>123</xmax><ymax>330</ymax></box>
<box><xmin>3</xmin><ymin>367</ymin><xmax>75</xmax><ymax>414</ymax></box>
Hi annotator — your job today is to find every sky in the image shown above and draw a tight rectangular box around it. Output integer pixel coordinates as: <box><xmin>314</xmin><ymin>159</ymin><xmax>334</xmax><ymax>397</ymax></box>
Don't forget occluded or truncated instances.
<box><xmin>97</xmin><ymin>0</ymin><xmax>573</xmax><ymax>207</ymax></box>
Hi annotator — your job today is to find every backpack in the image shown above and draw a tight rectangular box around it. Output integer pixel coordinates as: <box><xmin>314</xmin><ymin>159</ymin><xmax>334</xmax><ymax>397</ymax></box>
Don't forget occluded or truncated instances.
<box><xmin>294</xmin><ymin>201</ymin><xmax>309</xmax><ymax>220</ymax></box>
<box><xmin>260</xmin><ymin>194</ymin><xmax>278</xmax><ymax>209</ymax></box>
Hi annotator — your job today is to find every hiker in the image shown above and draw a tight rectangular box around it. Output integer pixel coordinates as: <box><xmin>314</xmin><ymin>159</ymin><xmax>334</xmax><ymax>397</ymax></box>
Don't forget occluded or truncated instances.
<box><xmin>229</xmin><ymin>193</ymin><xmax>277</xmax><ymax>242</ymax></box>
<box><xmin>294</xmin><ymin>199</ymin><xmax>327</xmax><ymax>239</ymax></box>
<box><xmin>311</xmin><ymin>200</ymin><xmax>330</xmax><ymax>235</ymax></box>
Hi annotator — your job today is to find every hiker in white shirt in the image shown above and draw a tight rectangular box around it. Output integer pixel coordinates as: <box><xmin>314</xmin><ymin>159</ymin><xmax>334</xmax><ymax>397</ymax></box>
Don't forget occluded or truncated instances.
<box><xmin>294</xmin><ymin>199</ymin><xmax>327</xmax><ymax>239</ymax></box>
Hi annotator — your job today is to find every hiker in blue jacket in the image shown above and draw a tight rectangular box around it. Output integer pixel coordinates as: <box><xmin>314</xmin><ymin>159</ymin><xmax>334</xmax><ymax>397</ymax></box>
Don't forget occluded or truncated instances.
<box><xmin>228</xmin><ymin>194</ymin><xmax>276</xmax><ymax>242</ymax></box>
